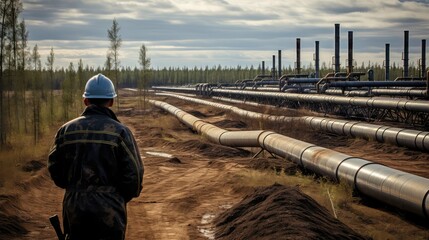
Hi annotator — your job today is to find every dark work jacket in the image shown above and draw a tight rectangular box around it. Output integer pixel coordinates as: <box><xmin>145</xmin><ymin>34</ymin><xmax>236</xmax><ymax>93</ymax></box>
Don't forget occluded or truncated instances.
<box><xmin>48</xmin><ymin>105</ymin><xmax>144</xmax><ymax>240</ymax></box>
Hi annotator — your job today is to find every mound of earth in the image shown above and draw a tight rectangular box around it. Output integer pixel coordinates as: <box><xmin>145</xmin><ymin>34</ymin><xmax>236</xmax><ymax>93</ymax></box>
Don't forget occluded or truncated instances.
<box><xmin>21</xmin><ymin>160</ymin><xmax>45</xmax><ymax>172</ymax></box>
<box><xmin>0</xmin><ymin>212</ymin><xmax>27</xmax><ymax>236</ymax></box>
<box><xmin>214</xmin><ymin>184</ymin><xmax>369</xmax><ymax>240</ymax></box>
<box><xmin>0</xmin><ymin>195</ymin><xmax>28</xmax><ymax>237</ymax></box>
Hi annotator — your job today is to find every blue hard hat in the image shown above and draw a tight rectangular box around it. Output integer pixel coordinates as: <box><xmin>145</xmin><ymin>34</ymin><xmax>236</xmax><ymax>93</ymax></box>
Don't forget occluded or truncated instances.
<box><xmin>82</xmin><ymin>74</ymin><xmax>117</xmax><ymax>99</ymax></box>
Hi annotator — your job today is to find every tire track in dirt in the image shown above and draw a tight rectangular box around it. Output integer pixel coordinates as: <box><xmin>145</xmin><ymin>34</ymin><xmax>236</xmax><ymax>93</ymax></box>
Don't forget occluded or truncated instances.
<box><xmin>8</xmin><ymin>171</ymin><xmax>64</xmax><ymax>240</ymax></box>
<box><xmin>126</xmin><ymin>154</ymin><xmax>245</xmax><ymax>240</ymax></box>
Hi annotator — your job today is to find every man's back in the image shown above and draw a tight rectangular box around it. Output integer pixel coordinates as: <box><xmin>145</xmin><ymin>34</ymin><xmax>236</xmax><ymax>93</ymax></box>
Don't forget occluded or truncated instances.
<box><xmin>49</xmin><ymin>104</ymin><xmax>143</xmax><ymax>240</ymax></box>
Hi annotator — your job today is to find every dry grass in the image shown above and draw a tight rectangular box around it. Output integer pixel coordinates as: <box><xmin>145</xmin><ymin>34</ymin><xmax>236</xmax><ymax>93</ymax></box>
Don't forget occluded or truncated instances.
<box><xmin>0</xmin><ymin>126</ymin><xmax>58</xmax><ymax>194</ymax></box>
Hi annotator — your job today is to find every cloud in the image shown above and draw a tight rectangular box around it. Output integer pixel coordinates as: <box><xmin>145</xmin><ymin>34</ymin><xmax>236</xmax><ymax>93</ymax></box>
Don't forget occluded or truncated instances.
<box><xmin>21</xmin><ymin>0</ymin><xmax>429</xmax><ymax>69</ymax></box>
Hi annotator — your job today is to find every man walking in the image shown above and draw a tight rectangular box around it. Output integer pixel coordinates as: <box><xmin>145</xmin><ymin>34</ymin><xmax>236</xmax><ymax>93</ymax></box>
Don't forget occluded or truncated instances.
<box><xmin>48</xmin><ymin>73</ymin><xmax>144</xmax><ymax>240</ymax></box>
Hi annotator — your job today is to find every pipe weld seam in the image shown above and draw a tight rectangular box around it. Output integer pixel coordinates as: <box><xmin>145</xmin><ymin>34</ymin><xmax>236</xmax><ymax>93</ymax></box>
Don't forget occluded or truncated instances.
<box><xmin>259</xmin><ymin>131</ymin><xmax>277</xmax><ymax>151</ymax></box>
<box><xmin>218</xmin><ymin>131</ymin><xmax>229</xmax><ymax>146</ymax></box>
<box><xmin>422</xmin><ymin>133</ymin><xmax>429</xmax><ymax>152</ymax></box>
<box><xmin>334</xmin><ymin>156</ymin><xmax>357</xmax><ymax>182</ymax></box>
<box><xmin>374</xmin><ymin>125</ymin><xmax>385</xmax><ymax>142</ymax></box>
<box><xmin>396</xmin><ymin>100</ymin><xmax>402</xmax><ymax>110</ymax></box>
<box><xmin>395</xmin><ymin>129</ymin><xmax>405</xmax><ymax>147</ymax></box>
<box><xmin>342</xmin><ymin>121</ymin><xmax>351</xmax><ymax>136</ymax></box>
<box><xmin>347</xmin><ymin>122</ymin><xmax>360</xmax><ymax>138</ymax></box>
<box><xmin>353</xmin><ymin>162</ymin><xmax>381</xmax><ymax>193</ymax></box>
<box><xmin>299</xmin><ymin>145</ymin><xmax>318</xmax><ymax>167</ymax></box>
<box><xmin>379</xmin><ymin>127</ymin><xmax>391</xmax><ymax>143</ymax></box>
<box><xmin>422</xmin><ymin>190</ymin><xmax>429</xmax><ymax>219</ymax></box>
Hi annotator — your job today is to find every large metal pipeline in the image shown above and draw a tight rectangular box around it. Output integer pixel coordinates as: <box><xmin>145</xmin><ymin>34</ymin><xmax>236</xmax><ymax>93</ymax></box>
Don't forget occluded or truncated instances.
<box><xmin>155</xmin><ymin>92</ymin><xmax>429</xmax><ymax>152</ymax></box>
<box><xmin>148</xmin><ymin>99</ymin><xmax>429</xmax><ymax>219</ymax></box>
<box><xmin>153</xmin><ymin>86</ymin><xmax>429</xmax><ymax>113</ymax></box>
<box><xmin>326</xmin><ymin>81</ymin><xmax>426</xmax><ymax>88</ymax></box>
<box><xmin>324</xmin><ymin>88</ymin><xmax>428</xmax><ymax>98</ymax></box>
<box><xmin>208</xmin><ymin>88</ymin><xmax>429</xmax><ymax>113</ymax></box>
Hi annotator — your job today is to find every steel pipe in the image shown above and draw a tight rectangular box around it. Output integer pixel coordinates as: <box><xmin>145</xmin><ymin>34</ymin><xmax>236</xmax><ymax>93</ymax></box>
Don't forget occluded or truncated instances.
<box><xmin>327</xmin><ymin>81</ymin><xmax>426</xmax><ymax>88</ymax></box>
<box><xmin>155</xmin><ymin>92</ymin><xmax>429</xmax><ymax>152</ymax></box>
<box><xmin>206</xmin><ymin>88</ymin><xmax>429</xmax><ymax>113</ymax></box>
<box><xmin>149</xmin><ymin>99</ymin><xmax>429</xmax><ymax>218</ymax></box>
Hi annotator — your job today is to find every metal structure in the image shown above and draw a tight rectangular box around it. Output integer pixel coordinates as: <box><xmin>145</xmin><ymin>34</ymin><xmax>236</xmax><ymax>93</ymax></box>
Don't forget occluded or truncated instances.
<box><xmin>404</xmin><ymin>30</ymin><xmax>409</xmax><ymax>78</ymax></box>
<box><xmin>422</xmin><ymin>39</ymin><xmax>427</xmax><ymax>78</ymax></box>
<box><xmin>334</xmin><ymin>23</ymin><xmax>340</xmax><ymax>73</ymax></box>
<box><xmin>153</xmin><ymin>85</ymin><xmax>429</xmax><ymax>126</ymax></box>
<box><xmin>315</xmin><ymin>41</ymin><xmax>320</xmax><ymax>78</ymax></box>
<box><xmin>278</xmin><ymin>50</ymin><xmax>282</xmax><ymax>78</ymax></box>
<box><xmin>149</xmin><ymin>99</ymin><xmax>429</xmax><ymax>219</ymax></box>
<box><xmin>296</xmin><ymin>38</ymin><xmax>301</xmax><ymax>74</ymax></box>
<box><xmin>348</xmin><ymin>31</ymin><xmax>353</xmax><ymax>74</ymax></box>
<box><xmin>151</xmin><ymin>24</ymin><xmax>429</xmax><ymax>126</ymax></box>
<box><xmin>385</xmin><ymin>43</ymin><xmax>390</xmax><ymax>81</ymax></box>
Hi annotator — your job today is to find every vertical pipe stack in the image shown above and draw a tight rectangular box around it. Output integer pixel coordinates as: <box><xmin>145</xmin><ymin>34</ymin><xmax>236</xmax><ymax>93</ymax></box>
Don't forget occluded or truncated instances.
<box><xmin>335</xmin><ymin>23</ymin><xmax>340</xmax><ymax>73</ymax></box>
<box><xmin>296</xmin><ymin>38</ymin><xmax>301</xmax><ymax>74</ymax></box>
<box><xmin>422</xmin><ymin>39</ymin><xmax>426</xmax><ymax>78</ymax></box>
<box><xmin>404</xmin><ymin>30</ymin><xmax>409</xmax><ymax>78</ymax></box>
<box><xmin>262</xmin><ymin>61</ymin><xmax>265</xmax><ymax>75</ymax></box>
<box><xmin>272</xmin><ymin>55</ymin><xmax>276</xmax><ymax>79</ymax></box>
<box><xmin>278</xmin><ymin>50</ymin><xmax>282</xmax><ymax>78</ymax></box>
<box><xmin>385</xmin><ymin>43</ymin><xmax>390</xmax><ymax>81</ymax></box>
<box><xmin>315</xmin><ymin>41</ymin><xmax>320</xmax><ymax>78</ymax></box>
<box><xmin>348</xmin><ymin>31</ymin><xmax>353</xmax><ymax>74</ymax></box>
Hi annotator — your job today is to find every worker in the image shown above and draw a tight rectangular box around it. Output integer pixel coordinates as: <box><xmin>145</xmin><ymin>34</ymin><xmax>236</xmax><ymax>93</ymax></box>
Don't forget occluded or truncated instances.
<box><xmin>48</xmin><ymin>73</ymin><xmax>144</xmax><ymax>240</ymax></box>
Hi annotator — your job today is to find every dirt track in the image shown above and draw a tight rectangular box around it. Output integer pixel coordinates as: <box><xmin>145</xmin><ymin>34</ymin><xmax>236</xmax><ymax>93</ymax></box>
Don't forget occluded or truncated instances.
<box><xmin>2</xmin><ymin>92</ymin><xmax>429</xmax><ymax>239</ymax></box>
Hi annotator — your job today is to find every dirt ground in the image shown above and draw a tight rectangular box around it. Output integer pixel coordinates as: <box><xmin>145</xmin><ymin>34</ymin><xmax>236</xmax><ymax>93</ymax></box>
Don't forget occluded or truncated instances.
<box><xmin>2</xmin><ymin>91</ymin><xmax>429</xmax><ymax>239</ymax></box>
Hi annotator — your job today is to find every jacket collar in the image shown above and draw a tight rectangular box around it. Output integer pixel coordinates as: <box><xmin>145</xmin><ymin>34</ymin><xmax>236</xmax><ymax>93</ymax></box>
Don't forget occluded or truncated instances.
<box><xmin>81</xmin><ymin>104</ymin><xmax>120</xmax><ymax>122</ymax></box>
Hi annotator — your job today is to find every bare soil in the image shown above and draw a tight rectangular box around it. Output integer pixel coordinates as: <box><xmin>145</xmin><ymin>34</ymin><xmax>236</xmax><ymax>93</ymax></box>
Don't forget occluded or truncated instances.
<box><xmin>1</xmin><ymin>91</ymin><xmax>429</xmax><ymax>239</ymax></box>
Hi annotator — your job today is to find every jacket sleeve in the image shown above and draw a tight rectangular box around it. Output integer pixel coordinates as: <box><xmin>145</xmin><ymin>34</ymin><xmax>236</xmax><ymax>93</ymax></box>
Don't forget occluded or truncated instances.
<box><xmin>48</xmin><ymin>129</ymin><xmax>68</xmax><ymax>189</ymax></box>
<box><xmin>117</xmin><ymin>127</ymin><xmax>144</xmax><ymax>202</ymax></box>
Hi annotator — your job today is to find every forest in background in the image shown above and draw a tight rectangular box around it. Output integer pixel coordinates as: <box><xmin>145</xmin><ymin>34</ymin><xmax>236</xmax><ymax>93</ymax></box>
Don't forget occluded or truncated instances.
<box><xmin>0</xmin><ymin>0</ymin><xmax>424</xmax><ymax>152</ymax></box>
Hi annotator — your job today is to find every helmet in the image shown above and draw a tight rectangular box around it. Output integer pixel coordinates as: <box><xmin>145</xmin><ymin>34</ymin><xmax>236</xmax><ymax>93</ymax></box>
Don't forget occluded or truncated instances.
<box><xmin>82</xmin><ymin>74</ymin><xmax>117</xmax><ymax>99</ymax></box>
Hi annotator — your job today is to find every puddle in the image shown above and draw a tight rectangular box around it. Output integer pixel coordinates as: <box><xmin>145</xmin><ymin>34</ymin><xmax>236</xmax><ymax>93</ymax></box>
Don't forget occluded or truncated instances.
<box><xmin>198</xmin><ymin>227</ymin><xmax>215</xmax><ymax>240</ymax></box>
<box><xmin>219</xmin><ymin>204</ymin><xmax>233</xmax><ymax>210</ymax></box>
<box><xmin>201</xmin><ymin>213</ymin><xmax>216</xmax><ymax>224</ymax></box>
<box><xmin>198</xmin><ymin>204</ymin><xmax>235</xmax><ymax>239</ymax></box>
<box><xmin>145</xmin><ymin>151</ymin><xmax>173</xmax><ymax>158</ymax></box>
<box><xmin>198</xmin><ymin>213</ymin><xmax>216</xmax><ymax>240</ymax></box>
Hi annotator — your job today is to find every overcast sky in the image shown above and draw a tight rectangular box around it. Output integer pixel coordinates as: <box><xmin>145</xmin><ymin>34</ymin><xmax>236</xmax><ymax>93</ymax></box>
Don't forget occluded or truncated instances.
<box><xmin>22</xmin><ymin>0</ymin><xmax>429</xmax><ymax>70</ymax></box>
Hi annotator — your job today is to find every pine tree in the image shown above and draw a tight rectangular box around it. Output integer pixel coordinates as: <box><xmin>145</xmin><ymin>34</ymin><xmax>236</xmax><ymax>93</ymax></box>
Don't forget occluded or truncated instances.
<box><xmin>107</xmin><ymin>18</ymin><xmax>121</xmax><ymax>109</ymax></box>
